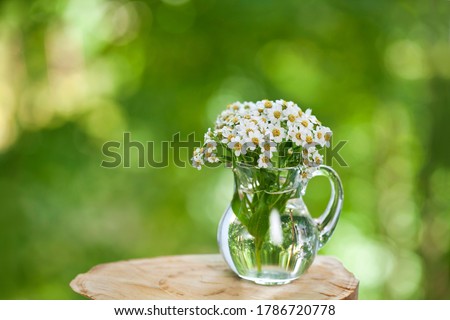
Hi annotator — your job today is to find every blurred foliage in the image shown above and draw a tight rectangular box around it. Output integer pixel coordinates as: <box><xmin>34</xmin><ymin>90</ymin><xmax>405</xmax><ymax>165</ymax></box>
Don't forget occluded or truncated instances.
<box><xmin>0</xmin><ymin>0</ymin><xmax>449</xmax><ymax>299</ymax></box>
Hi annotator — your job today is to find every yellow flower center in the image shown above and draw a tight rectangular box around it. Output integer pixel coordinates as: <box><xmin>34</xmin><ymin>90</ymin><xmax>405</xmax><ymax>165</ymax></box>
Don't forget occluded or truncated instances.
<box><xmin>317</xmin><ymin>132</ymin><xmax>323</xmax><ymax>139</ymax></box>
<box><xmin>261</xmin><ymin>156</ymin><xmax>270</xmax><ymax>163</ymax></box>
<box><xmin>244</xmin><ymin>115</ymin><xmax>251</xmax><ymax>119</ymax></box>
<box><xmin>272</xmin><ymin>128</ymin><xmax>281</xmax><ymax>137</ymax></box>
<box><xmin>273</xmin><ymin>111</ymin><xmax>281</xmax><ymax>119</ymax></box>
<box><xmin>263</xmin><ymin>143</ymin><xmax>271</xmax><ymax>151</ymax></box>
<box><xmin>298</xmin><ymin>110</ymin><xmax>303</xmax><ymax>117</ymax></box>
<box><xmin>264</xmin><ymin>101</ymin><xmax>272</xmax><ymax>108</ymax></box>
<box><xmin>301</xmin><ymin>120</ymin><xmax>309</xmax><ymax>128</ymax></box>
<box><xmin>246</xmin><ymin>128</ymin><xmax>254</xmax><ymax>134</ymax></box>
<box><xmin>227</xmin><ymin>134</ymin><xmax>235</xmax><ymax>142</ymax></box>
<box><xmin>315</xmin><ymin>156</ymin><xmax>321</xmax><ymax>164</ymax></box>
<box><xmin>288</xmin><ymin>114</ymin><xmax>296</xmax><ymax>122</ymax></box>
<box><xmin>232</xmin><ymin>105</ymin><xmax>239</xmax><ymax>110</ymax></box>
<box><xmin>301</xmin><ymin>172</ymin><xmax>308</xmax><ymax>179</ymax></box>
<box><xmin>252</xmin><ymin>137</ymin><xmax>259</xmax><ymax>145</ymax></box>
<box><xmin>325</xmin><ymin>133</ymin><xmax>331</xmax><ymax>141</ymax></box>
<box><xmin>233</xmin><ymin>142</ymin><xmax>242</xmax><ymax>150</ymax></box>
<box><xmin>296</xmin><ymin>132</ymin><xmax>301</xmax><ymax>140</ymax></box>
<box><xmin>306</xmin><ymin>135</ymin><xmax>313</xmax><ymax>144</ymax></box>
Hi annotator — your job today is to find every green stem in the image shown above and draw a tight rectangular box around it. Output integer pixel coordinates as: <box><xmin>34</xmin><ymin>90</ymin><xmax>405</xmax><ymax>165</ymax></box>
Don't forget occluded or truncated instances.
<box><xmin>255</xmin><ymin>242</ymin><xmax>262</xmax><ymax>272</ymax></box>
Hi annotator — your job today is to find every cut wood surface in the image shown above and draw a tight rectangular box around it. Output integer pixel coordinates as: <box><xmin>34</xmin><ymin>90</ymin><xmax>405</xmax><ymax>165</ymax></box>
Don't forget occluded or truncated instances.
<box><xmin>70</xmin><ymin>254</ymin><xmax>358</xmax><ymax>300</ymax></box>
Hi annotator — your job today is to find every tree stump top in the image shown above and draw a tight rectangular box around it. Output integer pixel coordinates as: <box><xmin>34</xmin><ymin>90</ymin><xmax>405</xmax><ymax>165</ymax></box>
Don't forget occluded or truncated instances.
<box><xmin>70</xmin><ymin>254</ymin><xmax>358</xmax><ymax>300</ymax></box>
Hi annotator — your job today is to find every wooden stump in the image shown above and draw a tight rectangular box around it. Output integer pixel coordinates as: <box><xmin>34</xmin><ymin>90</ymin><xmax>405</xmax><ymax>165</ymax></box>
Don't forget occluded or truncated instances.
<box><xmin>70</xmin><ymin>254</ymin><xmax>358</xmax><ymax>300</ymax></box>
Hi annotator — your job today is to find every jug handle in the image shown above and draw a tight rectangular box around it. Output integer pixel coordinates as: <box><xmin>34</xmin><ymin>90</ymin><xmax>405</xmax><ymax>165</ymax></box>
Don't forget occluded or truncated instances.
<box><xmin>308</xmin><ymin>165</ymin><xmax>344</xmax><ymax>249</ymax></box>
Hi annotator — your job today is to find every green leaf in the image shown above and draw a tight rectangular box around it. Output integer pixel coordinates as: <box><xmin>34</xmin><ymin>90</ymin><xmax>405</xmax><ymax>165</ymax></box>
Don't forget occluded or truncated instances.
<box><xmin>231</xmin><ymin>190</ymin><xmax>251</xmax><ymax>226</ymax></box>
<box><xmin>247</xmin><ymin>192</ymin><xmax>271</xmax><ymax>249</ymax></box>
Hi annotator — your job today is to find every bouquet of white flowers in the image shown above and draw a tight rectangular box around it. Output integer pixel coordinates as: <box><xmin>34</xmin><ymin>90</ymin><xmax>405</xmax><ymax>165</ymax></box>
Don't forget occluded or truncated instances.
<box><xmin>193</xmin><ymin>99</ymin><xmax>332</xmax><ymax>174</ymax></box>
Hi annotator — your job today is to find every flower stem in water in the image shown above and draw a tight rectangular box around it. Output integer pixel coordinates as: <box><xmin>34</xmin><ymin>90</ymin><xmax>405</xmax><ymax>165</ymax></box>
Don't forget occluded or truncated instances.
<box><xmin>255</xmin><ymin>244</ymin><xmax>262</xmax><ymax>272</ymax></box>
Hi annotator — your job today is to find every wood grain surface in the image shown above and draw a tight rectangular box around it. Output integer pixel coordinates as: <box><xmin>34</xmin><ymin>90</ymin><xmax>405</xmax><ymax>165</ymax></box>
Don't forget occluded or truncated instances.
<box><xmin>70</xmin><ymin>254</ymin><xmax>358</xmax><ymax>300</ymax></box>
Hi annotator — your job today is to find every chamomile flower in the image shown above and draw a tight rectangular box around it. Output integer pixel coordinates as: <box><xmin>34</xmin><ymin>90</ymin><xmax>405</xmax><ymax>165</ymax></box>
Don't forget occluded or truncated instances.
<box><xmin>311</xmin><ymin>149</ymin><xmax>324</xmax><ymax>166</ymax></box>
<box><xmin>267</xmin><ymin>123</ymin><xmax>286</xmax><ymax>143</ymax></box>
<box><xmin>259</xmin><ymin>139</ymin><xmax>277</xmax><ymax>158</ymax></box>
<box><xmin>203</xmin><ymin>146</ymin><xmax>218</xmax><ymax>163</ymax></box>
<box><xmin>245</xmin><ymin>130</ymin><xmax>264</xmax><ymax>151</ymax></box>
<box><xmin>298</xmin><ymin>115</ymin><xmax>314</xmax><ymax>131</ymax></box>
<box><xmin>258</xmin><ymin>154</ymin><xmax>272</xmax><ymax>168</ymax></box>
<box><xmin>204</xmin><ymin>140</ymin><xmax>216</xmax><ymax>150</ymax></box>
<box><xmin>266</xmin><ymin>102</ymin><xmax>284</xmax><ymax>123</ymax></box>
<box><xmin>256</xmin><ymin>100</ymin><xmax>272</xmax><ymax>113</ymax></box>
<box><xmin>228</xmin><ymin>136</ymin><xmax>245</xmax><ymax>156</ymax></box>
<box><xmin>299</xmin><ymin>168</ymin><xmax>313</xmax><ymax>184</ymax></box>
<box><xmin>315</xmin><ymin>126</ymin><xmax>332</xmax><ymax>147</ymax></box>
<box><xmin>220</xmin><ymin>126</ymin><xmax>235</xmax><ymax>144</ymax></box>
<box><xmin>300</xmin><ymin>128</ymin><xmax>315</xmax><ymax>147</ymax></box>
<box><xmin>284</xmin><ymin>104</ymin><xmax>299</xmax><ymax>126</ymax></box>
<box><xmin>192</xmin><ymin>148</ymin><xmax>205</xmax><ymax>170</ymax></box>
<box><xmin>301</xmin><ymin>146</ymin><xmax>322</xmax><ymax>167</ymax></box>
<box><xmin>236</xmin><ymin>119</ymin><xmax>258</xmax><ymax>137</ymax></box>
<box><xmin>262</xmin><ymin>99</ymin><xmax>273</xmax><ymax>109</ymax></box>
<box><xmin>289</xmin><ymin>126</ymin><xmax>303</xmax><ymax>146</ymax></box>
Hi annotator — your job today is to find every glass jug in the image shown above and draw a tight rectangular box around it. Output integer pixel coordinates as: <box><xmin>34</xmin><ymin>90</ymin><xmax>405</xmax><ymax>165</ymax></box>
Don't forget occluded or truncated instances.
<box><xmin>217</xmin><ymin>163</ymin><xmax>344</xmax><ymax>285</ymax></box>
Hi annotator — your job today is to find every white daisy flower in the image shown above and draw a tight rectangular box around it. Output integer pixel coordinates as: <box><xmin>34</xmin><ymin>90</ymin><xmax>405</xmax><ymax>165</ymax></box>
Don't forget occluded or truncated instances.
<box><xmin>298</xmin><ymin>115</ymin><xmax>314</xmax><ymax>131</ymax></box>
<box><xmin>311</xmin><ymin>149</ymin><xmax>323</xmax><ymax>166</ymax></box>
<box><xmin>227</xmin><ymin>102</ymin><xmax>242</xmax><ymax>111</ymax></box>
<box><xmin>315</xmin><ymin>126</ymin><xmax>332</xmax><ymax>147</ymax></box>
<box><xmin>216</xmin><ymin>109</ymin><xmax>233</xmax><ymax>126</ymax></box>
<box><xmin>220</xmin><ymin>126</ymin><xmax>235</xmax><ymax>144</ymax></box>
<box><xmin>288</xmin><ymin>126</ymin><xmax>303</xmax><ymax>146</ymax></box>
<box><xmin>258</xmin><ymin>154</ymin><xmax>272</xmax><ymax>168</ymax></box>
<box><xmin>262</xmin><ymin>99</ymin><xmax>273</xmax><ymax>109</ymax></box>
<box><xmin>244</xmin><ymin>130</ymin><xmax>264</xmax><ymax>152</ymax></box>
<box><xmin>302</xmin><ymin>145</ymin><xmax>315</xmax><ymax>160</ymax></box>
<box><xmin>299</xmin><ymin>168</ymin><xmax>313</xmax><ymax>183</ymax></box>
<box><xmin>283</xmin><ymin>104</ymin><xmax>299</xmax><ymax>126</ymax></box>
<box><xmin>267</xmin><ymin>123</ymin><xmax>286</xmax><ymax>143</ymax></box>
<box><xmin>203</xmin><ymin>147</ymin><xmax>218</xmax><ymax>163</ymax></box>
<box><xmin>227</xmin><ymin>136</ymin><xmax>245</xmax><ymax>156</ymax></box>
<box><xmin>236</xmin><ymin>119</ymin><xmax>258</xmax><ymax>137</ymax></box>
<box><xmin>259</xmin><ymin>138</ymin><xmax>277</xmax><ymax>158</ymax></box>
<box><xmin>192</xmin><ymin>149</ymin><xmax>204</xmax><ymax>170</ymax></box>
<box><xmin>266</xmin><ymin>102</ymin><xmax>284</xmax><ymax>122</ymax></box>
<box><xmin>300</xmin><ymin>128</ymin><xmax>315</xmax><ymax>147</ymax></box>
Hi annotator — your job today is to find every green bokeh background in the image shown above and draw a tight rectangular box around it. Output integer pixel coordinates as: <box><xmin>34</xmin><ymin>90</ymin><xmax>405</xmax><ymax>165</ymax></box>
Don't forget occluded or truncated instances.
<box><xmin>0</xmin><ymin>0</ymin><xmax>449</xmax><ymax>299</ymax></box>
